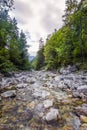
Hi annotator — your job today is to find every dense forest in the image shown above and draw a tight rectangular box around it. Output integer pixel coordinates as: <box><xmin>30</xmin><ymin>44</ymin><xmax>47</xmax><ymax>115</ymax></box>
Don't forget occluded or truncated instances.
<box><xmin>0</xmin><ymin>0</ymin><xmax>31</xmax><ymax>74</ymax></box>
<box><xmin>33</xmin><ymin>0</ymin><xmax>87</xmax><ymax>70</ymax></box>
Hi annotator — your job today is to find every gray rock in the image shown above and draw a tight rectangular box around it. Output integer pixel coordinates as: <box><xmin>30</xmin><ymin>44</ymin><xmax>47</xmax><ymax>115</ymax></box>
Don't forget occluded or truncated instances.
<box><xmin>77</xmin><ymin>85</ymin><xmax>87</xmax><ymax>91</ymax></box>
<box><xmin>77</xmin><ymin>85</ymin><xmax>87</xmax><ymax>96</ymax></box>
<box><xmin>33</xmin><ymin>90</ymin><xmax>50</xmax><ymax>99</ymax></box>
<box><xmin>43</xmin><ymin>100</ymin><xmax>53</xmax><ymax>109</ymax></box>
<box><xmin>1</xmin><ymin>90</ymin><xmax>16</xmax><ymax>98</ymax></box>
<box><xmin>60</xmin><ymin>65</ymin><xmax>78</xmax><ymax>75</ymax></box>
<box><xmin>72</xmin><ymin>91</ymin><xmax>81</xmax><ymax>98</ymax></box>
<box><xmin>17</xmin><ymin>83</ymin><xmax>27</xmax><ymax>89</ymax></box>
<box><xmin>35</xmin><ymin>103</ymin><xmax>44</xmax><ymax>112</ymax></box>
<box><xmin>45</xmin><ymin>108</ymin><xmax>60</xmax><ymax>122</ymax></box>
<box><xmin>0</xmin><ymin>96</ymin><xmax>2</xmax><ymax>101</ymax></box>
<box><xmin>75</xmin><ymin>105</ymin><xmax>87</xmax><ymax>116</ymax></box>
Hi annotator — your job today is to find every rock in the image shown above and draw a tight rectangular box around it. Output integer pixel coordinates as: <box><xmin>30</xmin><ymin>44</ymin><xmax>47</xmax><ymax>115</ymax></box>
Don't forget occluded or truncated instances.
<box><xmin>33</xmin><ymin>90</ymin><xmax>50</xmax><ymax>99</ymax></box>
<box><xmin>17</xmin><ymin>83</ymin><xmax>27</xmax><ymax>89</ymax></box>
<box><xmin>75</xmin><ymin>105</ymin><xmax>87</xmax><ymax>116</ymax></box>
<box><xmin>0</xmin><ymin>125</ymin><xmax>12</xmax><ymax>130</ymax></box>
<box><xmin>1</xmin><ymin>90</ymin><xmax>16</xmax><ymax>98</ymax></box>
<box><xmin>60</xmin><ymin>65</ymin><xmax>78</xmax><ymax>75</ymax></box>
<box><xmin>0</xmin><ymin>96</ymin><xmax>2</xmax><ymax>101</ymax></box>
<box><xmin>58</xmin><ymin>81</ymin><xmax>67</xmax><ymax>89</ymax></box>
<box><xmin>62</xmin><ymin>126</ymin><xmax>73</xmax><ymax>130</ymax></box>
<box><xmin>45</xmin><ymin>108</ymin><xmax>60</xmax><ymax>122</ymax></box>
<box><xmin>35</xmin><ymin>103</ymin><xmax>44</xmax><ymax>117</ymax></box>
<box><xmin>72</xmin><ymin>91</ymin><xmax>81</xmax><ymax>98</ymax></box>
<box><xmin>43</xmin><ymin>100</ymin><xmax>53</xmax><ymax>109</ymax></box>
<box><xmin>26</xmin><ymin>77</ymin><xmax>36</xmax><ymax>84</ymax></box>
<box><xmin>35</xmin><ymin>103</ymin><xmax>44</xmax><ymax>112</ymax></box>
<box><xmin>80</xmin><ymin>115</ymin><xmax>87</xmax><ymax>123</ymax></box>
<box><xmin>55</xmin><ymin>75</ymin><xmax>64</xmax><ymax>82</ymax></box>
<box><xmin>77</xmin><ymin>85</ymin><xmax>87</xmax><ymax>94</ymax></box>
<box><xmin>73</xmin><ymin>116</ymin><xmax>81</xmax><ymax>130</ymax></box>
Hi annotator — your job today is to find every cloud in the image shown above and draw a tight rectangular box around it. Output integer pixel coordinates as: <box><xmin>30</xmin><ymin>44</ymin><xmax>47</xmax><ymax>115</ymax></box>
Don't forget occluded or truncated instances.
<box><xmin>10</xmin><ymin>0</ymin><xmax>65</xmax><ymax>55</ymax></box>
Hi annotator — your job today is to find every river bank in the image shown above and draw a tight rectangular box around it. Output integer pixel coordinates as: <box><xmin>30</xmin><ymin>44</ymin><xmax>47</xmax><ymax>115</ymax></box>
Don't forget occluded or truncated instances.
<box><xmin>0</xmin><ymin>69</ymin><xmax>87</xmax><ymax>130</ymax></box>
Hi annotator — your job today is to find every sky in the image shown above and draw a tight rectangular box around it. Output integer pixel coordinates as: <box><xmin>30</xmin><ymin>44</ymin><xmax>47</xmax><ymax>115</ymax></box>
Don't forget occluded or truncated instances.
<box><xmin>10</xmin><ymin>0</ymin><xmax>66</xmax><ymax>56</ymax></box>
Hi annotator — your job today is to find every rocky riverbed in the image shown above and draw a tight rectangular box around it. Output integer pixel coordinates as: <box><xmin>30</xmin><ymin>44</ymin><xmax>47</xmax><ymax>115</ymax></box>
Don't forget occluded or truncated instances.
<box><xmin>0</xmin><ymin>68</ymin><xmax>87</xmax><ymax>130</ymax></box>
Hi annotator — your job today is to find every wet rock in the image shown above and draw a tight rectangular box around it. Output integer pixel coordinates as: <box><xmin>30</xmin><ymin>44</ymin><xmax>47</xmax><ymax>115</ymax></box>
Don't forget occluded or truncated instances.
<box><xmin>45</xmin><ymin>108</ymin><xmax>60</xmax><ymax>122</ymax></box>
<box><xmin>43</xmin><ymin>100</ymin><xmax>53</xmax><ymax>109</ymax></box>
<box><xmin>1</xmin><ymin>90</ymin><xmax>16</xmax><ymax>98</ymax></box>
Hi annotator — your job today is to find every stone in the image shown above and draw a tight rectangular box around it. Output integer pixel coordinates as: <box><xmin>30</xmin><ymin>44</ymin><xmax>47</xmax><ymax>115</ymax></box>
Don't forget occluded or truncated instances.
<box><xmin>17</xmin><ymin>83</ymin><xmax>27</xmax><ymax>89</ymax></box>
<box><xmin>75</xmin><ymin>105</ymin><xmax>87</xmax><ymax>116</ymax></box>
<box><xmin>43</xmin><ymin>100</ymin><xmax>53</xmax><ymax>109</ymax></box>
<box><xmin>0</xmin><ymin>96</ymin><xmax>2</xmax><ymax>101</ymax></box>
<box><xmin>72</xmin><ymin>91</ymin><xmax>81</xmax><ymax>98</ymax></box>
<box><xmin>77</xmin><ymin>85</ymin><xmax>87</xmax><ymax>94</ymax></box>
<box><xmin>45</xmin><ymin>108</ymin><xmax>60</xmax><ymax>122</ymax></box>
<box><xmin>1</xmin><ymin>90</ymin><xmax>16</xmax><ymax>98</ymax></box>
<box><xmin>80</xmin><ymin>115</ymin><xmax>87</xmax><ymax>123</ymax></box>
<box><xmin>60</xmin><ymin>65</ymin><xmax>78</xmax><ymax>75</ymax></box>
<box><xmin>33</xmin><ymin>90</ymin><xmax>50</xmax><ymax>99</ymax></box>
<box><xmin>62</xmin><ymin>126</ymin><xmax>73</xmax><ymax>130</ymax></box>
<box><xmin>35</xmin><ymin>103</ymin><xmax>44</xmax><ymax>112</ymax></box>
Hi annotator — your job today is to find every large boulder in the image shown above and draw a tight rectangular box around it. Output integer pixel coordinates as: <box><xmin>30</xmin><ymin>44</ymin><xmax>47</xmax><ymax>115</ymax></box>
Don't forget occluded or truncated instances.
<box><xmin>1</xmin><ymin>90</ymin><xmax>16</xmax><ymax>98</ymax></box>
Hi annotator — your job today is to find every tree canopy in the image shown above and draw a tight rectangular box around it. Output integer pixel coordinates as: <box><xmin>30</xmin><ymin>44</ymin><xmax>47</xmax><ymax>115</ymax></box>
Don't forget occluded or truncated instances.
<box><xmin>0</xmin><ymin>0</ymin><xmax>31</xmax><ymax>74</ymax></box>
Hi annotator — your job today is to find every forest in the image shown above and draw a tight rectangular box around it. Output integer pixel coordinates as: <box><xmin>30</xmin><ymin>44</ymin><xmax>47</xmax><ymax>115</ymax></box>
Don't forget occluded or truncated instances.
<box><xmin>0</xmin><ymin>0</ymin><xmax>31</xmax><ymax>74</ymax></box>
<box><xmin>33</xmin><ymin>0</ymin><xmax>87</xmax><ymax>70</ymax></box>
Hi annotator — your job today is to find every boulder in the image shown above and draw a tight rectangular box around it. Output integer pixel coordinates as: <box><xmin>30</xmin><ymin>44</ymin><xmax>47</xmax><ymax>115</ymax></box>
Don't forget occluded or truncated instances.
<box><xmin>43</xmin><ymin>100</ymin><xmax>53</xmax><ymax>109</ymax></box>
<box><xmin>45</xmin><ymin>108</ymin><xmax>60</xmax><ymax>122</ymax></box>
<box><xmin>72</xmin><ymin>91</ymin><xmax>81</xmax><ymax>98</ymax></box>
<box><xmin>80</xmin><ymin>115</ymin><xmax>87</xmax><ymax>123</ymax></box>
<box><xmin>17</xmin><ymin>83</ymin><xmax>27</xmax><ymax>89</ymax></box>
<box><xmin>77</xmin><ymin>85</ymin><xmax>87</xmax><ymax>94</ymax></box>
<box><xmin>1</xmin><ymin>90</ymin><xmax>16</xmax><ymax>98</ymax></box>
<box><xmin>75</xmin><ymin>104</ymin><xmax>87</xmax><ymax>116</ymax></box>
<box><xmin>60</xmin><ymin>65</ymin><xmax>78</xmax><ymax>75</ymax></box>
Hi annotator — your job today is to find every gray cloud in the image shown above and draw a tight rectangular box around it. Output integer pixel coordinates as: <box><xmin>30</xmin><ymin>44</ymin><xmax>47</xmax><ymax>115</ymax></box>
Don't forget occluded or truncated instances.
<box><xmin>41</xmin><ymin>4</ymin><xmax>63</xmax><ymax>33</ymax></box>
<box><xmin>10</xmin><ymin>0</ymin><xmax>65</xmax><ymax>55</ymax></box>
<box><xmin>13</xmin><ymin>0</ymin><xmax>34</xmax><ymax>21</ymax></box>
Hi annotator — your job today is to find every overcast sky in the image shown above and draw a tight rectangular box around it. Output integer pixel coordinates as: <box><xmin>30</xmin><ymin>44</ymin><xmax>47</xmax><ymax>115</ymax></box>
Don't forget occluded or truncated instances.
<box><xmin>10</xmin><ymin>0</ymin><xmax>66</xmax><ymax>56</ymax></box>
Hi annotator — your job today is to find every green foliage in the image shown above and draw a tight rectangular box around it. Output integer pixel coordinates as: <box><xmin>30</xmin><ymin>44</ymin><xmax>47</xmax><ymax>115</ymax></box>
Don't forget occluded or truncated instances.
<box><xmin>32</xmin><ymin>48</ymin><xmax>45</xmax><ymax>70</ymax></box>
<box><xmin>0</xmin><ymin>0</ymin><xmax>31</xmax><ymax>74</ymax></box>
<box><xmin>43</xmin><ymin>0</ymin><xmax>87</xmax><ymax>70</ymax></box>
